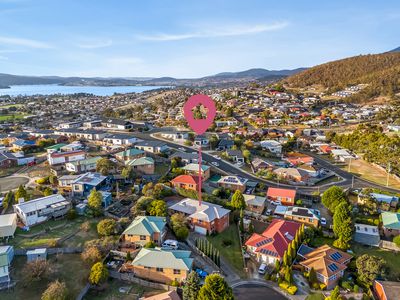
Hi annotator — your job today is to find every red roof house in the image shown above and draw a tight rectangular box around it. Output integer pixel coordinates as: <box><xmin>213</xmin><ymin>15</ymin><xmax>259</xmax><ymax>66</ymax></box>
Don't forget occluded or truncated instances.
<box><xmin>170</xmin><ymin>175</ymin><xmax>199</xmax><ymax>191</ymax></box>
<box><xmin>245</xmin><ymin>219</ymin><xmax>301</xmax><ymax>265</ymax></box>
<box><xmin>284</xmin><ymin>152</ymin><xmax>314</xmax><ymax>166</ymax></box>
<box><xmin>267</xmin><ymin>187</ymin><xmax>296</xmax><ymax>206</ymax></box>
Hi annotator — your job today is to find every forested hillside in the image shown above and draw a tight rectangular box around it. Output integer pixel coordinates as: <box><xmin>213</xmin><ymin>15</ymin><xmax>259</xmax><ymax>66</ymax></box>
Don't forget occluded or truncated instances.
<box><xmin>284</xmin><ymin>52</ymin><xmax>400</xmax><ymax>102</ymax></box>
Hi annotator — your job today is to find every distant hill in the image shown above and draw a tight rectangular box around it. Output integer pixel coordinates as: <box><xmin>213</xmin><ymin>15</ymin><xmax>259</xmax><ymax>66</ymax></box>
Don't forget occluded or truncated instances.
<box><xmin>0</xmin><ymin>67</ymin><xmax>305</xmax><ymax>89</ymax></box>
<box><xmin>284</xmin><ymin>52</ymin><xmax>400</xmax><ymax>101</ymax></box>
<box><xmin>390</xmin><ymin>46</ymin><xmax>400</xmax><ymax>52</ymax></box>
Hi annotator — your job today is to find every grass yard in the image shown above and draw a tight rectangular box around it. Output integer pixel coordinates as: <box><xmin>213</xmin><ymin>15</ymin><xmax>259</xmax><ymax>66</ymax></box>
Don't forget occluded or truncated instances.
<box><xmin>0</xmin><ymin>254</ymin><xmax>90</xmax><ymax>300</ymax></box>
<box><xmin>207</xmin><ymin>224</ymin><xmax>245</xmax><ymax>277</ymax></box>
<box><xmin>351</xmin><ymin>243</ymin><xmax>400</xmax><ymax>280</ymax></box>
<box><xmin>309</xmin><ymin>236</ymin><xmax>334</xmax><ymax>248</ymax></box>
<box><xmin>0</xmin><ymin>114</ymin><xmax>25</xmax><ymax>121</ymax></box>
<box><xmin>305</xmin><ymin>293</ymin><xmax>326</xmax><ymax>300</ymax></box>
<box><xmin>11</xmin><ymin>217</ymin><xmax>100</xmax><ymax>249</ymax></box>
<box><xmin>84</xmin><ymin>278</ymin><xmax>161</xmax><ymax>300</ymax></box>
<box><xmin>342</xmin><ymin>158</ymin><xmax>400</xmax><ymax>189</ymax></box>
<box><xmin>155</xmin><ymin>163</ymin><xmax>170</xmax><ymax>176</ymax></box>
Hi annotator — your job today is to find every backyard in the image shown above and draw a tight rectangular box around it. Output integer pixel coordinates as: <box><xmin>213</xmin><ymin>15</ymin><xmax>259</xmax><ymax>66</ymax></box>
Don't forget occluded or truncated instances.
<box><xmin>0</xmin><ymin>254</ymin><xmax>89</xmax><ymax>300</ymax></box>
<box><xmin>207</xmin><ymin>224</ymin><xmax>245</xmax><ymax>277</ymax></box>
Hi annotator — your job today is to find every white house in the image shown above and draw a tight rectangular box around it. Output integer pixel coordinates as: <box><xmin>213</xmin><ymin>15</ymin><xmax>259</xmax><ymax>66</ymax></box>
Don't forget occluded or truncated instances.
<box><xmin>260</xmin><ymin>140</ymin><xmax>282</xmax><ymax>154</ymax></box>
<box><xmin>65</xmin><ymin>156</ymin><xmax>101</xmax><ymax>173</ymax></box>
<box><xmin>47</xmin><ymin>150</ymin><xmax>86</xmax><ymax>166</ymax></box>
<box><xmin>102</xmin><ymin>134</ymin><xmax>139</xmax><ymax>146</ymax></box>
<box><xmin>0</xmin><ymin>213</ymin><xmax>17</xmax><ymax>238</ymax></box>
<box><xmin>13</xmin><ymin>194</ymin><xmax>71</xmax><ymax>227</ymax></box>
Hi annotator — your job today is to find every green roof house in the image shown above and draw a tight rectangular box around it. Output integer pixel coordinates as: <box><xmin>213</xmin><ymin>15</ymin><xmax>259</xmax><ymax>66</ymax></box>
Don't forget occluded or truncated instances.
<box><xmin>126</xmin><ymin>157</ymin><xmax>155</xmax><ymax>174</ymax></box>
<box><xmin>115</xmin><ymin>148</ymin><xmax>145</xmax><ymax>161</ymax></box>
<box><xmin>381</xmin><ymin>212</ymin><xmax>400</xmax><ymax>237</ymax></box>
<box><xmin>122</xmin><ymin>216</ymin><xmax>166</xmax><ymax>247</ymax></box>
<box><xmin>0</xmin><ymin>245</ymin><xmax>14</xmax><ymax>284</ymax></box>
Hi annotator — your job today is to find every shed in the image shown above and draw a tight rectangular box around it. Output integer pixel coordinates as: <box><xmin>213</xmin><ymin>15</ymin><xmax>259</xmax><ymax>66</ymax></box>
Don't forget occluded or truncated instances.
<box><xmin>0</xmin><ymin>213</ymin><xmax>17</xmax><ymax>238</ymax></box>
<box><xmin>75</xmin><ymin>203</ymin><xmax>87</xmax><ymax>215</ymax></box>
<box><xmin>0</xmin><ymin>245</ymin><xmax>14</xmax><ymax>267</ymax></box>
<box><xmin>26</xmin><ymin>248</ymin><xmax>47</xmax><ymax>262</ymax></box>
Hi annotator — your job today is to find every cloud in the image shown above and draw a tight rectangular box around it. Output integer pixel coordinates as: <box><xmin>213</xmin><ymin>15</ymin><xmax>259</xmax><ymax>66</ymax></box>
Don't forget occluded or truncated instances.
<box><xmin>76</xmin><ymin>39</ymin><xmax>113</xmax><ymax>49</ymax></box>
<box><xmin>136</xmin><ymin>22</ymin><xmax>288</xmax><ymax>41</ymax></box>
<box><xmin>0</xmin><ymin>36</ymin><xmax>52</xmax><ymax>49</ymax></box>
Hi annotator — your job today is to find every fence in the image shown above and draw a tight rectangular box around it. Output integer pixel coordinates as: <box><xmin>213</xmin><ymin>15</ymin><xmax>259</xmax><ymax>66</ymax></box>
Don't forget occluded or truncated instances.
<box><xmin>108</xmin><ymin>270</ymin><xmax>178</xmax><ymax>292</ymax></box>
<box><xmin>14</xmin><ymin>247</ymin><xmax>83</xmax><ymax>256</ymax></box>
<box><xmin>379</xmin><ymin>240</ymin><xmax>400</xmax><ymax>252</ymax></box>
<box><xmin>75</xmin><ymin>283</ymin><xmax>91</xmax><ymax>300</ymax></box>
<box><xmin>186</xmin><ymin>238</ymin><xmax>223</xmax><ymax>274</ymax></box>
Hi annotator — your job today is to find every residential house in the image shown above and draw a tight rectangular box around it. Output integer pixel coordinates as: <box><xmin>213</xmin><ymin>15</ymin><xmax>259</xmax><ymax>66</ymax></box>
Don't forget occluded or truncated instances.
<box><xmin>226</xmin><ymin>150</ymin><xmax>245</xmax><ymax>163</ymax></box>
<box><xmin>0</xmin><ymin>246</ymin><xmax>14</xmax><ymax>284</ymax></box>
<box><xmin>53</xmin><ymin>129</ymin><xmax>107</xmax><ymax>140</ymax></box>
<box><xmin>194</xmin><ymin>135</ymin><xmax>209</xmax><ymax>147</ymax></box>
<box><xmin>65</xmin><ymin>156</ymin><xmax>101</xmax><ymax>173</ymax></box>
<box><xmin>142</xmin><ymin>290</ymin><xmax>180</xmax><ymax>300</ymax></box>
<box><xmin>169</xmin><ymin>198</ymin><xmax>230</xmax><ymax>235</ymax></box>
<box><xmin>215</xmin><ymin>118</ymin><xmax>238</xmax><ymax>127</ymax></box>
<box><xmin>182</xmin><ymin>164</ymin><xmax>211</xmax><ymax>180</ymax></box>
<box><xmin>170</xmin><ymin>175</ymin><xmax>199</xmax><ymax>191</ymax></box>
<box><xmin>267</xmin><ymin>188</ymin><xmax>296</xmax><ymax>206</ymax></box>
<box><xmin>71</xmin><ymin>172</ymin><xmax>108</xmax><ymax>197</ymax></box>
<box><xmin>101</xmin><ymin>117</ymin><xmax>134</xmax><ymax>130</ymax></box>
<box><xmin>331</xmin><ymin>149</ymin><xmax>354</xmax><ymax>162</ymax></box>
<box><xmin>58</xmin><ymin>174</ymin><xmax>80</xmax><ymax>194</ymax></box>
<box><xmin>59</xmin><ymin>121</ymin><xmax>82</xmax><ymax>129</ymax></box>
<box><xmin>13</xmin><ymin>194</ymin><xmax>71</xmax><ymax>226</ymax></box>
<box><xmin>160</xmin><ymin>132</ymin><xmax>189</xmax><ymax>142</ymax></box>
<box><xmin>217</xmin><ymin>175</ymin><xmax>248</xmax><ymax>192</ymax></box>
<box><xmin>128</xmin><ymin>248</ymin><xmax>193</xmax><ymax>284</ymax></box>
<box><xmin>299</xmin><ymin>245</ymin><xmax>352</xmax><ymax>290</ymax></box>
<box><xmin>0</xmin><ymin>152</ymin><xmax>17</xmax><ymax>168</ymax></box>
<box><xmin>381</xmin><ymin>212</ymin><xmax>400</xmax><ymax>237</ymax></box>
<box><xmin>260</xmin><ymin>140</ymin><xmax>282</xmax><ymax>154</ymax></box>
<box><xmin>216</xmin><ymin>139</ymin><xmax>234</xmax><ymax>151</ymax></box>
<box><xmin>358</xmin><ymin>193</ymin><xmax>399</xmax><ymax>211</ymax></box>
<box><xmin>60</xmin><ymin>142</ymin><xmax>84</xmax><ymax>152</ymax></box>
<box><xmin>243</xmin><ymin>194</ymin><xmax>266</xmax><ymax>214</ymax></box>
<box><xmin>170</xmin><ymin>152</ymin><xmax>198</xmax><ymax>165</ymax></box>
<box><xmin>135</xmin><ymin>141</ymin><xmax>168</xmax><ymax>154</ymax></box>
<box><xmin>251</xmin><ymin>157</ymin><xmax>273</xmax><ymax>172</ymax></box>
<box><xmin>47</xmin><ymin>150</ymin><xmax>86</xmax><ymax>166</ymax></box>
<box><xmin>245</xmin><ymin>219</ymin><xmax>300</xmax><ymax>264</ymax></box>
<box><xmin>99</xmin><ymin>191</ymin><xmax>112</xmax><ymax>208</ymax></box>
<box><xmin>283</xmin><ymin>206</ymin><xmax>320</xmax><ymax>227</ymax></box>
<box><xmin>0</xmin><ymin>213</ymin><xmax>17</xmax><ymax>238</ymax></box>
<box><xmin>284</xmin><ymin>152</ymin><xmax>314</xmax><ymax>166</ymax></box>
<box><xmin>354</xmin><ymin>223</ymin><xmax>380</xmax><ymax>246</ymax></box>
<box><xmin>103</xmin><ymin>134</ymin><xmax>139</xmax><ymax>146</ymax></box>
<box><xmin>115</xmin><ymin>148</ymin><xmax>145</xmax><ymax>162</ymax></box>
<box><xmin>273</xmin><ymin>167</ymin><xmax>309</xmax><ymax>183</ymax></box>
<box><xmin>126</xmin><ymin>157</ymin><xmax>155</xmax><ymax>175</ymax></box>
<box><xmin>46</xmin><ymin>143</ymin><xmax>67</xmax><ymax>154</ymax></box>
<box><xmin>121</xmin><ymin>216</ymin><xmax>167</xmax><ymax>248</ymax></box>
<box><xmin>374</xmin><ymin>280</ymin><xmax>400</xmax><ymax>300</ymax></box>
<box><xmin>12</xmin><ymin>139</ymin><xmax>36</xmax><ymax>151</ymax></box>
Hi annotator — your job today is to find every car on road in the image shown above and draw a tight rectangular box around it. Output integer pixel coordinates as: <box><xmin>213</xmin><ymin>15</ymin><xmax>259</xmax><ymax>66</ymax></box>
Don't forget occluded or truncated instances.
<box><xmin>320</xmin><ymin>217</ymin><xmax>327</xmax><ymax>226</ymax></box>
<box><xmin>211</xmin><ymin>161</ymin><xmax>219</xmax><ymax>167</ymax></box>
<box><xmin>258</xmin><ymin>263</ymin><xmax>267</xmax><ymax>275</ymax></box>
<box><xmin>265</xmin><ymin>209</ymin><xmax>273</xmax><ymax>216</ymax></box>
<box><xmin>213</xmin><ymin>155</ymin><xmax>221</xmax><ymax>160</ymax></box>
<box><xmin>270</xmin><ymin>200</ymin><xmax>281</xmax><ymax>206</ymax></box>
<box><xmin>178</xmin><ymin>147</ymin><xmax>186</xmax><ymax>152</ymax></box>
<box><xmin>192</xmin><ymin>151</ymin><xmax>197</xmax><ymax>155</ymax></box>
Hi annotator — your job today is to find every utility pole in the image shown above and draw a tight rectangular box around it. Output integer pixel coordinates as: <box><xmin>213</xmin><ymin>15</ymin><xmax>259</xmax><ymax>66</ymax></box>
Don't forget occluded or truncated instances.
<box><xmin>348</xmin><ymin>157</ymin><xmax>352</xmax><ymax>173</ymax></box>
<box><xmin>386</xmin><ymin>162</ymin><xmax>391</xmax><ymax>187</ymax></box>
<box><xmin>351</xmin><ymin>175</ymin><xmax>354</xmax><ymax>189</ymax></box>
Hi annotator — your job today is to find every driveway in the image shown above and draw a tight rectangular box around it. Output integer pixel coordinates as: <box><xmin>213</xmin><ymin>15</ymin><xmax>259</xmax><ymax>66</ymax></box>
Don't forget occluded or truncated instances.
<box><xmin>233</xmin><ymin>283</ymin><xmax>289</xmax><ymax>300</ymax></box>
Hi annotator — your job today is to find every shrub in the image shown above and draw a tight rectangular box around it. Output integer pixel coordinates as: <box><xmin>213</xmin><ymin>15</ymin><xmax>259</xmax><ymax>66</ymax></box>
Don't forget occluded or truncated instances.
<box><xmin>353</xmin><ymin>284</ymin><xmax>359</xmax><ymax>293</ymax></box>
<box><xmin>66</xmin><ymin>209</ymin><xmax>77</xmax><ymax>220</ymax></box>
<box><xmin>222</xmin><ymin>239</ymin><xmax>232</xmax><ymax>247</ymax></box>
<box><xmin>319</xmin><ymin>283</ymin><xmax>326</xmax><ymax>290</ymax></box>
<box><xmin>279</xmin><ymin>282</ymin><xmax>297</xmax><ymax>295</ymax></box>
<box><xmin>80</xmin><ymin>221</ymin><xmax>91</xmax><ymax>232</ymax></box>
<box><xmin>170</xmin><ymin>279</ymin><xmax>180</xmax><ymax>287</ymax></box>
<box><xmin>97</xmin><ymin>219</ymin><xmax>117</xmax><ymax>236</ymax></box>
<box><xmin>264</xmin><ymin>273</ymin><xmax>271</xmax><ymax>280</ymax></box>
<box><xmin>342</xmin><ymin>281</ymin><xmax>353</xmax><ymax>291</ymax></box>
<box><xmin>144</xmin><ymin>241</ymin><xmax>156</xmax><ymax>248</ymax></box>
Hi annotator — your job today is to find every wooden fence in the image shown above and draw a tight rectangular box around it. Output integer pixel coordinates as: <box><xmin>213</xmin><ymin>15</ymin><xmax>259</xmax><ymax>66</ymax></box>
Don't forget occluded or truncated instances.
<box><xmin>379</xmin><ymin>240</ymin><xmax>400</xmax><ymax>252</ymax></box>
<box><xmin>14</xmin><ymin>247</ymin><xmax>83</xmax><ymax>256</ymax></box>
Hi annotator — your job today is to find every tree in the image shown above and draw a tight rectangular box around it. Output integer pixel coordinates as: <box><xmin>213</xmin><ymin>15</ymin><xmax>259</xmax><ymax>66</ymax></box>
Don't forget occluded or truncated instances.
<box><xmin>147</xmin><ymin>200</ymin><xmax>167</xmax><ymax>216</ymax></box>
<box><xmin>284</xmin><ymin>266</ymin><xmax>293</xmax><ymax>284</ymax></box>
<box><xmin>182</xmin><ymin>271</ymin><xmax>201</xmax><ymax>300</ymax></box>
<box><xmin>393</xmin><ymin>235</ymin><xmax>400</xmax><ymax>247</ymax></box>
<box><xmin>121</xmin><ymin>166</ymin><xmax>134</xmax><ymax>180</ymax></box>
<box><xmin>43</xmin><ymin>187</ymin><xmax>53</xmax><ymax>196</ymax></box>
<box><xmin>356</xmin><ymin>254</ymin><xmax>386</xmax><ymax>286</ymax></box>
<box><xmin>333</xmin><ymin>202</ymin><xmax>353</xmax><ymax>250</ymax></box>
<box><xmin>2</xmin><ymin>191</ymin><xmax>14</xmax><ymax>211</ymax></box>
<box><xmin>275</xmin><ymin>259</ymin><xmax>281</xmax><ymax>272</ymax></box>
<box><xmin>87</xmin><ymin>188</ymin><xmax>103</xmax><ymax>216</ymax></box>
<box><xmin>321</xmin><ymin>186</ymin><xmax>347</xmax><ymax>213</ymax></box>
<box><xmin>89</xmin><ymin>262</ymin><xmax>108</xmax><ymax>285</ymax></box>
<box><xmin>96</xmin><ymin>158</ymin><xmax>114</xmax><ymax>175</ymax></box>
<box><xmin>230</xmin><ymin>190</ymin><xmax>246</xmax><ymax>210</ymax></box>
<box><xmin>81</xmin><ymin>246</ymin><xmax>102</xmax><ymax>265</ymax></box>
<box><xmin>23</xmin><ymin>260</ymin><xmax>49</xmax><ymax>282</ymax></box>
<box><xmin>97</xmin><ymin>219</ymin><xmax>117</xmax><ymax>236</ymax></box>
<box><xmin>197</xmin><ymin>274</ymin><xmax>234</xmax><ymax>300</ymax></box>
<box><xmin>242</xmin><ymin>149</ymin><xmax>251</xmax><ymax>163</ymax></box>
<box><xmin>308</xmin><ymin>267</ymin><xmax>318</xmax><ymax>284</ymax></box>
<box><xmin>175</xmin><ymin>226</ymin><xmax>189</xmax><ymax>241</ymax></box>
<box><xmin>144</xmin><ymin>241</ymin><xmax>156</xmax><ymax>248</ymax></box>
<box><xmin>283</xmin><ymin>250</ymin><xmax>289</xmax><ymax>267</ymax></box>
<box><xmin>15</xmin><ymin>185</ymin><xmax>28</xmax><ymax>202</ymax></box>
<box><xmin>327</xmin><ymin>286</ymin><xmax>343</xmax><ymax>300</ymax></box>
<box><xmin>41</xmin><ymin>280</ymin><xmax>68</xmax><ymax>300</ymax></box>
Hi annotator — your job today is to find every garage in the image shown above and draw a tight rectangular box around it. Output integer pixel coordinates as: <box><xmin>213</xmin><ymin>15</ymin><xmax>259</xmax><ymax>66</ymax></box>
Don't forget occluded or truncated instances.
<box><xmin>194</xmin><ymin>226</ymin><xmax>207</xmax><ymax>235</ymax></box>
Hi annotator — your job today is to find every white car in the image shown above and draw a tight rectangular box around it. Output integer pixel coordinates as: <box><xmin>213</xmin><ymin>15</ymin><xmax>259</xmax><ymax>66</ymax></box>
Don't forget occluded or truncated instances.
<box><xmin>265</xmin><ymin>209</ymin><xmax>273</xmax><ymax>216</ymax></box>
<box><xmin>211</xmin><ymin>161</ymin><xmax>219</xmax><ymax>167</ymax></box>
<box><xmin>213</xmin><ymin>155</ymin><xmax>221</xmax><ymax>160</ymax></box>
<box><xmin>178</xmin><ymin>147</ymin><xmax>186</xmax><ymax>152</ymax></box>
<box><xmin>258</xmin><ymin>263</ymin><xmax>267</xmax><ymax>275</ymax></box>
<box><xmin>270</xmin><ymin>200</ymin><xmax>281</xmax><ymax>206</ymax></box>
<box><xmin>320</xmin><ymin>217</ymin><xmax>327</xmax><ymax>226</ymax></box>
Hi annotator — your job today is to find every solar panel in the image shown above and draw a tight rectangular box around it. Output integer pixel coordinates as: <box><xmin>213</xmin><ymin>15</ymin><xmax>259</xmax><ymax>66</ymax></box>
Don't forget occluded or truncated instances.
<box><xmin>328</xmin><ymin>264</ymin><xmax>338</xmax><ymax>272</ymax></box>
<box><xmin>255</xmin><ymin>238</ymin><xmax>273</xmax><ymax>247</ymax></box>
<box><xmin>330</xmin><ymin>252</ymin><xmax>342</xmax><ymax>261</ymax></box>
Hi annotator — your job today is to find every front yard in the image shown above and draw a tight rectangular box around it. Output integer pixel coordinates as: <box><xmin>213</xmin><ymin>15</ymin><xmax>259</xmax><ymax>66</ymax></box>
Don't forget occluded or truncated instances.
<box><xmin>207</xmin><ymin>224</ymin><xmax>245</xmax><ymax>277</ymax></box>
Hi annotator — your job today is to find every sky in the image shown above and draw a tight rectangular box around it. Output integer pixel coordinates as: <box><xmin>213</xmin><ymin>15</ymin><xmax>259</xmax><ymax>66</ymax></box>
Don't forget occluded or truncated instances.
<box><xmin>0</xmin><ymin>0</ymin><xmax>399</xmax><ymax>78</ymax></box>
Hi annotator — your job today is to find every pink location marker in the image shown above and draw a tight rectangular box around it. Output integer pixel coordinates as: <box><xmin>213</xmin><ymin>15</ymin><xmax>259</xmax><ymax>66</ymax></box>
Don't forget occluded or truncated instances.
<box><xmin>183</xmin><ymin>94</ymin><xmax>216</xmax><ymax>206</ymax></box>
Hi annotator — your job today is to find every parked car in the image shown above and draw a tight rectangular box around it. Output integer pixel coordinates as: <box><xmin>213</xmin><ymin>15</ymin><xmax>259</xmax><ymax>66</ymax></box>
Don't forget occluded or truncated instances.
<box><xmin>211</xmin><ymin>161</ymin><xmax>219</xmax><ymax>167</ymax></box>
<box><xmin>213</xmin><ymin>155</ymin><xmax>221</xmax><ymax>160</ymax></box>
<box><xmin>162</xmin><ymin>239</ymin><xmax>178</xmax><ymax>250</ymax></box>
<box><xmin>270</xmin><ymin>200</ymin><xmax>281</xmax><ymax>206</ymax></box>
<box><xmin>178</xmin><ymin>147</ymin><xmax>186</xmax><ymax>152</ymax></box>
<box><xmin>258</xmin><ymin>263</ymin><xmax>267</xmax><ymax>275</ymax></box>
<box><xmin>265</xmin><ymin>209</ymin><xmax>273</xmax><ymax>216</ymax></box>
<box><xmin>196</xmin><ymin>268</ymin><xmax>208</xmax><ymax>279</ymax></box>
<box><xmin>320</xmin><ymin>217</ymin><xmax>327</xmax><ymax>226</ymax></box>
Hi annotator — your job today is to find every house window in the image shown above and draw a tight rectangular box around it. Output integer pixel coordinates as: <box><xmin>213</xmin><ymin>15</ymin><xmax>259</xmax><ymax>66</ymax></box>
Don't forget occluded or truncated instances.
<box><xmin>156</xmin><ymin>267</ymin><xmax>163</xmax><ymax>272</ymax></box>
<box><xmin>140</xmin><ymin>235</ymin><xmax>147</xmax><ymax>240</ymax></box>
<box><xmin>173</xmin><ymin>269</ymin><xmax>181</xmax><ymax>274</ymax></box>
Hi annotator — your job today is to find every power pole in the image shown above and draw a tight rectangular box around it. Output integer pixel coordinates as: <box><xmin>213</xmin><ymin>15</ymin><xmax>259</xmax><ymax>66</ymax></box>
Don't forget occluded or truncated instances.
<box><xmin>386</xmin><ymin>162</ymin><xmax>391</xmax><ymax>187</ymax></box>
<box><xmin>348</xmin><ymin>157</ymin><xmax>352</xmax><ymax>173</ymax></box>
<box><xmin>351</xmin><ymin>176</ymin><xmax>354</xmax><ymax>189</ymax></box>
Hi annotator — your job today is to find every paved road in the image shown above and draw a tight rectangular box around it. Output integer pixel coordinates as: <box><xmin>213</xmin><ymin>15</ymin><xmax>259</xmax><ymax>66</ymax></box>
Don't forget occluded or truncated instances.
<box><xmin>233</xmin><ymin>283</ymin><xmax>289</xmax><ymax>300</ymax></box>
<box><xmin>134</xmin><ymin>128</ymin><xmax>400</xmax><ymax>194</ymax></box>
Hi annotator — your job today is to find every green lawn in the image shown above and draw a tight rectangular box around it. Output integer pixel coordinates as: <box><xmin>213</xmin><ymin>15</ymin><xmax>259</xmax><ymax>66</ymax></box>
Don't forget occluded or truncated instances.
<box><xmin>0</xmin><ymin>254</ymin><xmax>89</xmax><ymax>300</ymax></box>
<box><xmin>207</xmin><ymin>224</ymin><xmax>245</xmax><ymax>276</ymax></box>
<box><xmin>309</xmin><ymin>236</ymin><xmax>334</xmax><ymax>248</ymax></box>
<box><xmin>0</xmin><ymin>114</ymin><xmax>25</xmax><ymax>121</ymax></box>
<box><xmin>351</xmin><ymin>243</ymin><xmax>400</xmax><ymax>280</ymax></box>
<box><xmin>305</xmin><ymin>293</ymin><xmax>326</xmax><ymax>300</ymax></box>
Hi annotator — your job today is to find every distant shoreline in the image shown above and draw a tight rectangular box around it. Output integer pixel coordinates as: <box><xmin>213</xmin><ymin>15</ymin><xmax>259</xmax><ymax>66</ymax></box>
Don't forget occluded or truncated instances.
<box><xmin>0</xmin><ymin>86</ymin><xmax>11</xmax><ymax>89</ymax></box>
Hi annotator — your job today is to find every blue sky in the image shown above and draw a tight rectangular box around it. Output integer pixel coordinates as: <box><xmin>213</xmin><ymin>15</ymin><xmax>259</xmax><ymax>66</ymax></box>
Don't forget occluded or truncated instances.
<box><xmin>0</xmin><ymin>0</ymin><xmax>399</xmax><ymax>78</ymax></box>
